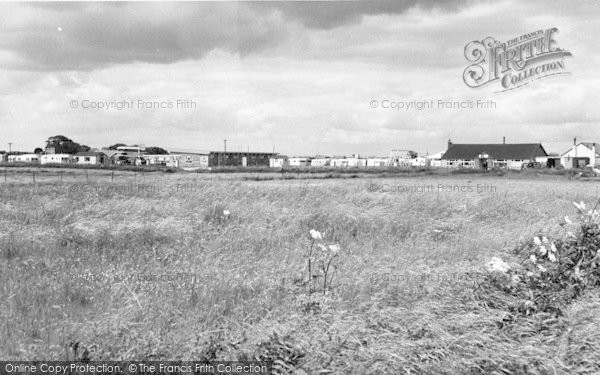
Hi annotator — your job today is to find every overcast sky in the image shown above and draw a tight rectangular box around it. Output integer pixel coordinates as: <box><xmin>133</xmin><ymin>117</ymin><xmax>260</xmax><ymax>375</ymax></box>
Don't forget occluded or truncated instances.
<box><xmin>0</xmin><ymin>1</ymin><xmax>598</xmax><ymax>156</ymax></box>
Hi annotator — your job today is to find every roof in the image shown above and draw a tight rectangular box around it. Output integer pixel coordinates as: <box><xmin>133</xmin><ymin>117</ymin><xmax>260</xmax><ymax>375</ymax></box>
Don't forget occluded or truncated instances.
<box><xmin>441</xmin><ymin>143</ymin><xmax>547</xmax><ymax>160</ymax></box>
<box><xmin>560</xmin><ymin>142</ymin><xmax>600</xmax><ymax>157</ymax></box>
<box><xmin>75</xmin><ymin>151</ymin><xmax>105</xmax><ymax>156</ymax></box>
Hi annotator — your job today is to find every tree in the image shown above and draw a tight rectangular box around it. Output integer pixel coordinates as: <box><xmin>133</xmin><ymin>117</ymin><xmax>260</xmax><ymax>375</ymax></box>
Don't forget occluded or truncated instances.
<box><xmin>145</xmin><ymin>147</ymin><xmax>169</xmax><ymax>155</ymax></box>
<box><xmin>45</xmin><ymin>135</ymin><xmax>90</xmax><ymax>154</ymax></box>
<box><xmin>34</xmin><ymin>147</ymin><xmax>43</xmax><ymax>154</ymax></box>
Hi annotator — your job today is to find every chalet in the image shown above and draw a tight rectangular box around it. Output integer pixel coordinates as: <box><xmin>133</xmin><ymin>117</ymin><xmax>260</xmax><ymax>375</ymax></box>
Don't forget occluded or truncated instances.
<box><xmin>330</xmin><ymin>155</ymin><xmax>367</xmax><ymax>168</ymax></box>
<box><xmin>74</xmin><ymin>151</ymin><xmax>107</xmax><ymax>166</ymax></box>
<box><xmin>40</xmin><ymin>154</ymin><xmax>75</xmax><ymax>165</ymax></box>
<box><xmin>441</xmin><ymin>140</ymin><xmax>547</xmax><ymax>170</ymax></box>
<box><xmin>288</xmin><ymin>157</ymin><xmax>312</xmax><ymax>167</ymax></box>
<box><xmin>310</xmin><ymin>157</ymin><xmax>331</xmax><ymax>167</ymax></box>
<box><xmin>168</xmin><ymin>150</ymin><xmax>209</xmax><ymax>170</ymax></box>
<box><xmin>366</xmin><ymin>157</ymin><xmax>389</xmax><ymax>167</ymax></box>
<box><xmin>209</xmin><ymin>151</ymin><xmax>278</xmax><ymax>167</ymax></box>
<box><xmin>270</xmin><ymin>155</ymin><xmax>290</xmax><ymax>168</ymax></box>
<box><xmin>560</xmin><ymin>141</ymin><xmax>599</xmax><ymax>169</ymax></box>
<box><xmin>8</xmin><ymin>154</ymin><xmax>40</xmax><ymax>163</ymax></box>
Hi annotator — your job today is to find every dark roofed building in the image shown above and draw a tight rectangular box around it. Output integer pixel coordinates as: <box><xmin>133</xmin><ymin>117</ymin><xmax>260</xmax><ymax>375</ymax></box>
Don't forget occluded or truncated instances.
<box><xmin>441</xmin><ymin>140</ymin><xmax>547</xmax><ymax>169</ymax></box>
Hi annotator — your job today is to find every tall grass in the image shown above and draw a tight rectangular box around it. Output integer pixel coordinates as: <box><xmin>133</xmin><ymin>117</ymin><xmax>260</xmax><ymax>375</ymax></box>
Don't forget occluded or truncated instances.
<box><xmin>1</xmin><ymin>172</ymin><xmax>599</xmax><ymax>373</ymax></box>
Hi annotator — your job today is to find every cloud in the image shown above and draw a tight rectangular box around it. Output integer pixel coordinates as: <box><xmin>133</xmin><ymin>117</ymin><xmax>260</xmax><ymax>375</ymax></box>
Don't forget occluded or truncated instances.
<box><xmin>254</xmin><ymin>0</ymin><xmax>470</xmax><ymax>30</ymax></box>
<box><xmin>0</xmin><ymin>2</ymin><xmax>289</xmax><ymax>71</ymax></box>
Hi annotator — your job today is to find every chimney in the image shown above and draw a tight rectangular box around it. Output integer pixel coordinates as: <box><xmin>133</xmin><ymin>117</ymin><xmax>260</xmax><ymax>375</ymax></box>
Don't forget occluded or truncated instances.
<box><xmin>593</xmin><ymin>143</ymin><xmax>597</xmax><ymax>167</ymax></box>
<box><xmin>574</xmin><ymin>137</ymin><xmax>577</xmax><ymax>146</ymax></box>
<box><xmin>447</xmin><ymin>139</ymin><xmax>452</xmax><ymax>150</ymax></box>
<box><xmin>503</xmin><ymin>136</ymin><xmax>505</xmax><ymax>144</ymax></box>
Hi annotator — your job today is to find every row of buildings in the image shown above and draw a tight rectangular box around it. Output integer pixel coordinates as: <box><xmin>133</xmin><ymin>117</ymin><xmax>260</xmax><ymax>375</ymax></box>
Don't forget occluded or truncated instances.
<box><xmin>0</xmin><ymin>138</ymin><xmax>598</xmax><ymax>171</ymax></box>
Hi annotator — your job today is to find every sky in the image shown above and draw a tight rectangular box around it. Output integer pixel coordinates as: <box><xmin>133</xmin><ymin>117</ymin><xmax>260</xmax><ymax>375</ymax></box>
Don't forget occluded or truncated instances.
<box><xmin>0</xmin><ymin>1</ymin><xmax>598</xmax><ymax>156</ymax></box>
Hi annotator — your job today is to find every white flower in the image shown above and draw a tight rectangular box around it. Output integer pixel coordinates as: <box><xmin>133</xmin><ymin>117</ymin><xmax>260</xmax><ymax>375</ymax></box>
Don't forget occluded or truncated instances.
<box><xmin>550</xmin><ymin>243</ymin><xmax>557</xmax><ymax>253</ymax></box>
<box><xmin>574</xmin><ymin>201</ymin><xmax>586</xmax><ymax>211</ymax></box>
<box><xmin>485</xmin><ymin>257</ymin><xmax>510</xmax><ymax>273</ymax></box>
<box><xmin>318</xmin><ymin>244</ymin><xmax>327</xmax><ymax>252</ymax></box>
<box><xmin>564</xmin><ymin>216</ymin><xmax>573</xmax><ymax>224</ymax></box>
<box><xmin>511</xmin><ymin>274</ymin><xmax>521</xmax><ymax>284</ymax></box>
<box><xmin>548</xmin><ymin>252</ymin><xmax>557</xmax><ymax>263</ymax></box>
<box><xmin>530</xmin><ymin>254</ymin><xmax>537</xmax><ymax>264</ymax></box>
<box><xmin>539</xmin><ymin>245</ymin><xmax>547</xmax><ymax>256</ymax></box>
<box><xmin>223</xmin><ymin>210</ymin><xmax>230</xmax><ymax>216</ymax></box>
<box><xmin>537</xmin><ymin>264</ymin><xmax>547</xmax><ymax>272</ymax></box>
<box><xmin>310</xmin><ymin>230</ymin><xmax>323</xmax><ymax>240</ymax></box>
<box><xmin>542</xmin><ymin>236</ymin><xmax>549</xmax><ymax>244</ymax></box>
<box><xmin>533</xmin><ymin>237</ymin><xmax>542</xmax><ymax>246</ymax></box>
<box><xmin>328</xmin><ymin>244</ymin><xmax>340</xmax><ymax>254</ymax></box>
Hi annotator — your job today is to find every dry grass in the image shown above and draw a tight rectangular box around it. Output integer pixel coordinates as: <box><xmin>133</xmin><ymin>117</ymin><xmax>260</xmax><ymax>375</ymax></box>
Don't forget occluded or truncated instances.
<box><xmin>1</xmin><ymin>169</ymin><xmax>599</xmax><ymax>374</ymax></box>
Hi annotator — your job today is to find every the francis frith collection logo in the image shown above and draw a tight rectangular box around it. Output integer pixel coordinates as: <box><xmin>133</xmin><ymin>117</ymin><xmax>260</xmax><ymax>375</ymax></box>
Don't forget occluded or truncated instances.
<box><xmin>463</xmin><ymin>27</ymin><xmax>572</xmax><ymax>92</ymax></box>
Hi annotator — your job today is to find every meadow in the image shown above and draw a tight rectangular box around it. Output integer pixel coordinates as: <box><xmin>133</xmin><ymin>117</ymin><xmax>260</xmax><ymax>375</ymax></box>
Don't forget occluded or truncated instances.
<box><xmin>1</xmin><ymin>168</ymin><xmax>600</xmax><ymax>374</ymax></box>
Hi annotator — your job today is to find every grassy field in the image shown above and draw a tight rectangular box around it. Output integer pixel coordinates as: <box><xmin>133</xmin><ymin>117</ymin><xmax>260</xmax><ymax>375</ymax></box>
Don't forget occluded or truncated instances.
<box><xmin>1</xmin><ymin>168</ymin><xmax>600</xmax><ymax>374</ymax></box>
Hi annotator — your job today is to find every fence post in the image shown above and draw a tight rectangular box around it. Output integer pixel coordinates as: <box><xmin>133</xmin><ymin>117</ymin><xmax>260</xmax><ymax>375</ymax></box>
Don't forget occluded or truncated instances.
<box><xmin>60</xmin><ymin>170</ymin><xmax>63</xmax><ymax>183</ymax></box>
<box><xmin>32</xmin><ymin>171</ymin><xmax>36</xmax><ymax>183</ymax></box>
<box><xmin>85</xmin><ymin>169</ymin><xmax>89</xmax><ymax>182</ymax></box>
<box><xmin>111</xmin><ymin>170</ymin><xmax>114</xmax><ymax>182</ymax></box>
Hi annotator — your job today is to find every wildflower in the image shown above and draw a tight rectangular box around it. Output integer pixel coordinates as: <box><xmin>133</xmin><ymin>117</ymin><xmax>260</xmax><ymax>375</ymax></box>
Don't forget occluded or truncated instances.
<box><xmin>526</xmin><ymin>271</ymin><xmax>534</xmax><ymax>277</ymax></box>
<box><xmin>574</xmin><ymin>267</ymin><xmax>582</xmax><ymax>280</ymax></box>
<box><xmin>537</xmin><ymin>264</ymin><xmax>547</xmax><ymax>272</ymax></box>
<box><xmin>485</xmin><ymin>257</ymin><xmax>510</xmax><ymax>273</ymax></box>
<box><xmin>550</xmin><ymin>243</ymin><xmax>557</xmax><ymax>253</ymax></box>
<box><xmin>511</xmin><ymin>274</ymin><xmax>521</xmax><ymax>284</ymax></box>
<box><xmin>530</xmin><ymin>254</ymin><xmax>537</xmax><ymax>264</ymax></box>
<box><xmin>310</xmin><ymin>229</ymin><xmax>323</xmax><ymax>240</ymax></box>
<box><xmin>223</xmin><ymin>210</ymin><xmax>230</xmax><ymax>216</ymax></box>
<box><xmin>533</xmin><ymin>237</ymin><xmax>542</xmax><ymax>246</ymax></box>
<box><xmin>573</xmin><ymin>201</ymin><xmax>586</xmax><ymax>211</ymax></box>
<box><xmin>328</xmin><ymin>244</ymin><xmax>340</xmax><ymax>255</ymax></box>
<box><xmin>318</xmin><ymin>244</ymin><xmax>327</xmax><ymax>252</ymax></box>
<box><xmin>548</xmin><ymin>252</ymin><xmax>557</xmax><ymax>263</ymax></box>
<box><xmin>564</xmin><ymin>216</ymin><xmax>573</xmax><ymax>224</ymax></box>
<box><xmin>539</xmin><ymin>245</ymin><xmax>547</xmax><ymax>256</ymax></box>
<box><xmin>542</xmin><ymin>236</ymin><xmax>549</xmax><ymax>243</ymax></box>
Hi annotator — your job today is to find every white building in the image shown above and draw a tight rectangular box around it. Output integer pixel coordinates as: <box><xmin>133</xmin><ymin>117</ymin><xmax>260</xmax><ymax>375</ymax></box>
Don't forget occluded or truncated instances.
<box><xmin>8</xmin><ymin>154</ymin><xmax>40</xmax><ymax>163</ymax></box>
<box><xmin>289</xmin><ymin>157</ymin><xmax>311</xmax><ymax>167</ymax></box>
<box><xmin>311</xmin><ymin>157</ymin><xmax>331</xmax><ymax>167</ymax></box>
<box><xmin>425</xmin><ymin>151</ymin><xmax>445</xmax><ymax>167</ymax></box>
<box><xmin>388</xmin><ymin>150</ymin><xmax>417</xmax><ymax>167</ymax></box>
<box><xmin>269</xmin><ymin>156</ymin><xmax>289</xmax><ymax>168</ymax></box>
<box><xmin>366</xmin><ymin>158</ymin><xmax>389</xmax><ymax>167</ymax></box>
<box><xmin>74</xmin><ymin>152</ymin><xmax>106</xmax><ymax>165</ymax></box>
<box><xmin>410</xmin><ymin>157</ymin><xmax>427</xmax><ymax>167</ymax></box>
<box><xmin>560</xmin><ymin>142</ymin><xmax>600</xmax><ymax>169</ymax></box>
<box><xmin>41</xmin><ymin>154</ymin><xmax>74</xmax><ymax>165</ymax></box>
<box><xmin>330</xmin><ymin>156</ymin><xmax>367</xmax><ymax>168</ymax></box>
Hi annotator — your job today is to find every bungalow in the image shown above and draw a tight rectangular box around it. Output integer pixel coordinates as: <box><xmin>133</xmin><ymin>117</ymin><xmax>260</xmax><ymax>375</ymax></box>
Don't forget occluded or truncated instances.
<box><xmin>441</xmin><ymin>140</ymin><xmax>547</xmax><ymax>170</ymax></box>
<box><xmin>74</xmin><ymin>151</ymin><xmax>107</xmax><ymax>165</ymax></box>
<box><xmin>8</xmin><ymin>154</ymin><xmax>40</xmax><ymax>163</ymax></box>
<box><xmin>560</xmin><ymin>141</ymin><xmax>600</xmax><ymax>169</ymax></box>
<box><xmin>0</xmin><ymin>151</ymin><xmax>6</xmax><ymax>162</ymax></box>
<box><xmin>40</xmin><ymin>154</ymin><xmax>75</xmax><ymax>165</ymax></box>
